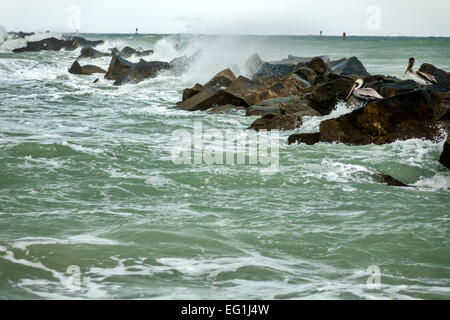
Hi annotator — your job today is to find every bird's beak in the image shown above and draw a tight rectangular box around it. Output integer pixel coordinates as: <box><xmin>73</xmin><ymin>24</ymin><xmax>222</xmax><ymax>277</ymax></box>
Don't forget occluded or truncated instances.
<box><xmin>402</xmin><ymin>69</ymin><xmax>408</xmax><ymax>78</ymax></box>
<box><xmin>346</xmin><ymin>84</ymin><xmax>357</xmax><ymax>100</ymax></box>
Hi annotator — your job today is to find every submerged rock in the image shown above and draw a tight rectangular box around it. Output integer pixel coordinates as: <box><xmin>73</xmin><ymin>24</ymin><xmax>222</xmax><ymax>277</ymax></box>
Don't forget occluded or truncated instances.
<box><xmin>377</xmin><ymin>174</ymin><xmax>409</xmax><ymax>187</ymax></box>
<box><xmin>288</xmin><ymin>132</ymin><xmax>321</xmax><ymax>145</ymax></box>
<box><xmin>13</xmin><ymin>37</ymin><xmax>80</xmax><ymax>53</ymax></box>
<box><xmin>68</xmin><ymin>61</ymin><xmax>106</xmax><ymax>75</ymax></box>
<box><xmin>320</xmin><ymin>89</ymin><xmax>442</xmax><ymax>145</ymax></box>
<box><xmin>248</xmin><ymin>113</ymin><xmax>302</xmax><ymax>131</ymax></box>
<box><xmin>439</xmin><ymin>136</ymin><xmax>450</xmax><ymax>169</ymax></box>
<box><xmin>8</xmin><ymin>31</ymin><xmax>34</xmax><ymax>39</ymax></box>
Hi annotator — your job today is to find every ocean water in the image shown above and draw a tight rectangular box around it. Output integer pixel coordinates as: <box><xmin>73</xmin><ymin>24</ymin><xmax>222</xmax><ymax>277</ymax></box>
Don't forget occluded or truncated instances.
<box><xmin>0</xmin><ymin>33</ymin><xmax>449</xmax><ymax>300</ymax></box>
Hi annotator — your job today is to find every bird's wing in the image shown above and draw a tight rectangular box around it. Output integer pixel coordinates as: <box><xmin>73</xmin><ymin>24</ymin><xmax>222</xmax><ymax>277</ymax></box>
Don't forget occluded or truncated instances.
<box><xmin>417</xmin><ymin>71</ymin><xmax>437</xmax><ymax>84</ymax></box>
<box><xmin>358</xmin><ymin>88</ymin><xmax>383</xmax><ymax>100</ymax></box>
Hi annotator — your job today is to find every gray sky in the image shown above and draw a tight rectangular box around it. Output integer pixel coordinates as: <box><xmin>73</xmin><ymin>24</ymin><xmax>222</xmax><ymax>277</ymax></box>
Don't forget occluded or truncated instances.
<box><xmin>1</xmin><ymin>0</ymin><xmax>449</xmax><ymax>36</ymax></box>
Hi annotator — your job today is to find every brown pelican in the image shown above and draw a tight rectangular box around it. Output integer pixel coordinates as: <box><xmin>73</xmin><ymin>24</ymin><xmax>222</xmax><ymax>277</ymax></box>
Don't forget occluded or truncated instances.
<box><xmin>403</xmin><ymin>57</ymin><xmax>437</xmax><ymax>87</ymax></box>
<box><xmin>346</xmin><ymin>79</ymin><xmax>383</xmax><ymax>102</ymax></box>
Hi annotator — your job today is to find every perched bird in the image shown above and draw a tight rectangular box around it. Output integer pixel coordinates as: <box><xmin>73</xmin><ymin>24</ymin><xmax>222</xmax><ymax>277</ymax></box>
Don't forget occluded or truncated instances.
<box><xmin>403</xmin><ymin>57</ymin><xmax>437</xmax><ymax>87</ymax></box>
<box><xmin>346</xmin><ymin>79</ymin><xmax>383</xmax><ymax>102</ymax></box>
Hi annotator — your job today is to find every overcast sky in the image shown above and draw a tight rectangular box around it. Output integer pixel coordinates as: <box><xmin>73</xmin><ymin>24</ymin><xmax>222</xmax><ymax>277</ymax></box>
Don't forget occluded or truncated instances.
<box><xmin>1</xmin><ymin>0</ymin><xmax>449</xmax><ymax>36</ymax></box>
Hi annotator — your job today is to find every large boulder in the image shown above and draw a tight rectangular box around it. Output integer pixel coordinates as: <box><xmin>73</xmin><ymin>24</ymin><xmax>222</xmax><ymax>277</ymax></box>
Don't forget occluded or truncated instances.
<box><xmin>288</xmin><ymin>132</ymin><xmax>321</xmax><ymax>145</ymax></box>
<box><xmin>68</xmin><ymin>61</ymin><xmax>106</xmax><ymax>75</ymax></box>
<box><xmin>182</xmin><ymin>83</ymin><xmax>204</xmax><ymax>101</ymax></box>
<box><xmin>245</xmin><ymin>74</ymin><xmax>309</xmax><ymax>106</ymax></box>
<box><xmin>247</xmin><ymin>96</ymin><xmax>320</xmax><ymax>117</ymax></box>
<box><xmin>379</xmin><ymin>80</ymin><xmax>417</xmax><ymax>98</ymax></box>
<box><xmin>418</xmin><ymin>63</ymin><xmax>450</xmax><ymax>93</ymax></box>
<box><xmin>112</xmin><ymin>46</ymin><xmax>154</xmax><ymax>58</ymax></box>
<box><xmin>326</xmin><ymin>58</ymin><xmax>347</xmax><ymax>69</ymax></box>
<box><xmin>114</xmin><ymin>59</ymin><xmax>171</xmax><ymax>85</ymax></box>
<box><xmin>307</xmin><ymin>57</ymin><xmax>329</xmax><ymax>77</ymax></box>
<box><xmin>319</xmin><ymin>89</ymin><xmax>442</xmax><ymax>145</ymax></box>
<box><xmin>287</xmin><ymin>55</ymin><xmax>330</xmax><ymax>64</ymax></box>
<box><xmin>104</xmin><ymin>55</ymin><xmax>135</xmax><ymax>80</ymax></box>
<box><xmin>65</xmin><ymin>36</ymin><xmax>104</xmax><ymax>47</ymax></box>
<box><xmin>439</xmin><ymin>136</ymin><xmax>450</xmax><ymax>169</ymax></box>
<box><xmin>248</xmin><ymin>113</ymin><xmax>302</xmax><ymax>131</ymax></box>
<box><xmin>294</xmin><ymin>67</ymin><xmax>318</xmax><ymax>85</ymax></box>
<box><xmin>252</xmin><ymin>62</ymin><xmax>297</xmax><ymax>80</ymax></box>
<box><xmin>330</xmin><ymin>56</ymin><xmax>370</xmax><ymax>77</ymax></box>
<box><xmin>177</xmin><ymin>89</ymin><xmax>249</xmax><ymax>111</ymax></box>
<box><xmin>13</xmin><ymin>37</ymin><xmax>80</xmax><ymax>53</ymax></box>
<box><xmin>204</xmin><ymin>68</ymin><xmax>237</xmax><ymax>90</ymax></box>
<box><xmin>78</xmin><ymin>47</ymin><xmax>110</xmax><ymax>59</ymax></box>
<box><xmin>308</xmin><ymin>77</ymin><xmax>355</xmax><ymax>115</ymax></box>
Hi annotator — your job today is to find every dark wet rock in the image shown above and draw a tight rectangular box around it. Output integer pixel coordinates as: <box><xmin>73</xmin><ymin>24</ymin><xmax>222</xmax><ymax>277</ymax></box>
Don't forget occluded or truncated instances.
<box><xmin>377</xmin><ymin>174</ymin><xmax>409</xmax><ymax>187</ymax></box>
<box><xmin>439</xmin><ymin>136</ymin><xmax>450</xmax><ymax>169</ymax></box>
<box><xmin>248</xmin><ymin>113</ymin><xmax>302</xmax><ymax>131</ymax></box>
<box><xmin>104</xmin><ymin>55</ymin><xmax>135</xmax><ymax>80</ymax></box>
<box><xmin>245</xmin><ymin>74</ymin><xmax>309</xmax><ymax>106</ymax></box>
<box><xmin>330</xmin><ymin>56</ymin><xmax>370</xmax><ymax>77</ymax></box>
<box><xmin>418</xmin><ymin>63</ymin><xmax>450</xmax><ymax>93</ymax></box>
<box><xmin>208</xmin><ymin>104</ymin><xmax>246</xmax><ymax>114</ymax></box>
<box><xmin>431</xmin><ymin>91</ymin><xmax>450</xmax><ymax>121</ymax></box>
<box><xmin>253</xmin><ymin>62</ymin><xmax>296</xmax><ymax>80</ymax></box>
<box><xmin>294</xmin><ymin>67</ymin><xmax>318</xmax><ymax>85</ymax></box>
<box><xmin>287</xmin><ymin>55</ymin><xmax>330</xmax><ymax>64</ymax></box>
<box><xmin>66</xmin><ymin>36</ymin><xmax>104</xmax><ymax>48</ymax></box>
<box><xmin>204</xmin><ymin>68</ymin><xmax>237</xmax><ymax>90</ymax></box>
<box><xmin>288</xmin><ymin>132</ymin><xmax>321</xmax><ymax>145</ymax></box>
<box><xmin>13</xmin><ymin>37</ymin><xmax>80</xmax><ymax>53</ymax></box>
<box><xmin>113</xmin><ymin>59</ymin><xmax>171</xmax><ymax>85</ymax></box>
<box><xmin>68</xmin><ymin>61</ymin><xmax>106</xmax><ymax>75</ymax></box>
<box><xmin>379</xmin><ymin>80</ymin><xmax>418</xmax><ymax>98</ymax></box>
<box><xmin>78</xmin><ymin>47</ymin><xmax>110</xmax><ymax>59</ymax></box>
<box><xmin>307</xmin><ymin>57</ymin><xmax>329</xmax><ymax>77</ymax></box>
<box><xmin>319</xmin><ymin>89</ymin><xmax>442</xmax><ymax>145</ymax></box>
<box><xmin>326</xmin><ymin>58</ymin><xmax>347</xmax><ymax>69</ymax></box>
<box><xmin>244</xmin><ymin>54</ymin><xmax>264</xmax><ymax>78</ymax></box>
<box><xmin>308</xmin><ymin>77</ymin><xmax>355</xmax><ymax>115</ymax></box>
<box><xmin>177</xmin><ymin>89</ymin><xmax>249</xmax><ymax>112</ymax></box>
<box><xmin>246</xmin><ymin>105</ymin><xmax>282</xmax><ymax>116</ymax></box>
<box><xmin>120</xmin><ymin>46</ymin><xmax>154</xmax><ymax>58</ymax></box>
<box><xmin>250</xmin><ymin>96</ymin><xmax>319</xmax><ymax>117</ymax></box>
<box><xmin>8</xmin><ymin>31</ymin><xmax>34</xmax><ymax>39</ymax></box>
<box><xmin>93</xmin><ymin>78</ymin><xmax>99</xmax><ymax>83</ymax></box>
<box><xmin>182</xmin><ymin>83</ymin><xmax>204</xmax><ymax>101</ymax></box>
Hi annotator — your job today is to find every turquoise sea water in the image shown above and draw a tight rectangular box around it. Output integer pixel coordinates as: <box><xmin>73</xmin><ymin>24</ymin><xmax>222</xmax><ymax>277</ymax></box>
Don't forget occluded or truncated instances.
<box><xmin>0</xmin><ymin>33</ymin><xmax>449</xmax><ymax>299</ymax></box>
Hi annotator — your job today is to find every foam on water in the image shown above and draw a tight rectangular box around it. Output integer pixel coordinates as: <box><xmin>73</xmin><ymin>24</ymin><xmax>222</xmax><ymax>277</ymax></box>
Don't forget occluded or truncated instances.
<box><xmin>0</xmin><ymin>34</ymin><xmax>449</xmax><ymax>300</ymax></box>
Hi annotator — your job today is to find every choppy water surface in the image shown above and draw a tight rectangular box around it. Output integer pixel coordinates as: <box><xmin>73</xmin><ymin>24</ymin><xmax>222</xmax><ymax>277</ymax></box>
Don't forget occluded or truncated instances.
<box><xmin>0</xmin><ymin>33</ymin><xmax>449</xmax><ymax>299</ymax></box>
